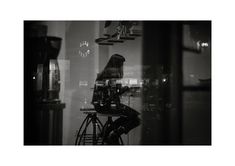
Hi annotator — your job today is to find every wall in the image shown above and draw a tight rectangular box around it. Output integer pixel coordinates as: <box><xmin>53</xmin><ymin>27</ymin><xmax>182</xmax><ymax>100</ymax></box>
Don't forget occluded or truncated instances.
<box><xmin>64</xmin><ymin>21</ymin><xmax>100</xmax><ymax>144</ymax></box>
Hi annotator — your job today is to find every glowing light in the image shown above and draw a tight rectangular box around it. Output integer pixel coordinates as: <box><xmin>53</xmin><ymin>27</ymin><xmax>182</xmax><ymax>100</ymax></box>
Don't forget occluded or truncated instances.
<box><xmin>129</xmin><ymin>79</ymin><xmax>138</xmax><ymax>85</ymax></box>
<box><xmin>189</xmin><ymin>74</ymin><xmax>194</xmax><ymax>78</ymax></box>
<box><xmin>196</xmin><ymin>40</ymin><xmax>209</xmax><ymax>49</ymax></box>
<box><xmin>33</xmin><ymin>76</ymin><xmax>36</xmax><ymax>80</ymax></box>
<box><xmin>79</xmin><ymin>40</ymin><xmax>90</xmax><ymax>57</ymax></box>
<box><xmin>201</xmin><ymin>42</ymin><xmax>209</xmax><ymax>47</ymax></box>
<box><xmin>196</xmin><ymin>41</ymin><xmax>201</xmax><ymax>49</ymax></box>
<box><xmin>79</xmin><ymin>80</ymin><xmax>88</xmax><ymax>86</ymax></box>
<box><xmin>80</xmin><ymin>41</ymin><xmax>89</xmax><ymax>47</ymax></box>
<box><xmin>162</xmin><ymin>78</ymin><xmax>167</xmax><ymax>82</ymax></box>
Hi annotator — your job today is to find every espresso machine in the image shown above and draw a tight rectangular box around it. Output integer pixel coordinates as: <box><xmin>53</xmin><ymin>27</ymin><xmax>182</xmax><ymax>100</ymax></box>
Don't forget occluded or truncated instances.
<box><xmin>24</xmin><ymin>23</ymin><xmax>65</xmax><ymax>145</ymax></box>
<box><xmin>32</xmin><ymin>36</ymin><xmax>62</xmax><ymax>103</ymax></box>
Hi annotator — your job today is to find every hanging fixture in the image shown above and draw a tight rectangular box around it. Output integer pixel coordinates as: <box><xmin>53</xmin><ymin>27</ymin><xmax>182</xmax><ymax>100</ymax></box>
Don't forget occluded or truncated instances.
<box><xmin>95</xmin><ymin>21</ymin><xmax>142</xmax><ymax>46</ymax></box>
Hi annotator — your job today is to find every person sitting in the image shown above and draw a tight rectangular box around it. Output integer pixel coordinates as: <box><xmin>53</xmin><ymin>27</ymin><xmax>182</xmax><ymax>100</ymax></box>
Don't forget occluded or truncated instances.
<box><xmin>92</xmin><ymin>54</ymin><xmax>140</xmax><ymax>145</ymax></box>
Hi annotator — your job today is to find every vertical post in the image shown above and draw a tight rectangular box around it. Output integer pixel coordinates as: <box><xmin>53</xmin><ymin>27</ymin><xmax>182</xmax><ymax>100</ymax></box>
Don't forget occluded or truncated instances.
<box><xmin>92</xmin><ymin>114</ymin><xmax>97</xmax><ymax>145</ymax></box>
<box><xmin>168</xmin><ymin>22</ymin><xmax>182</xmax><ymax>144</ymax></box>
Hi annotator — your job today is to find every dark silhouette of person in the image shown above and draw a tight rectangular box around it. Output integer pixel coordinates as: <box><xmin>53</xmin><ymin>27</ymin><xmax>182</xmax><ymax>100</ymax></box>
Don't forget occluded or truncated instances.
<box><xmin>92</xmin><ymin>54</ymin><xmax>140</xmax><ymax>144</ymax></box>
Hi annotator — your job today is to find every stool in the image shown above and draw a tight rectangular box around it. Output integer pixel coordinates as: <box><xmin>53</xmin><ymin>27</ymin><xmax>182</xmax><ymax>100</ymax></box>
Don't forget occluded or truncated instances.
<box><xmin>75</xmin><ymin>108</ymin><xmax>103</xmax><ymax>145</ymax></box>
<box><xmin>75</xmin><ymin>108</ymin><xmax>124</xmax><ymax>145</ymax></box>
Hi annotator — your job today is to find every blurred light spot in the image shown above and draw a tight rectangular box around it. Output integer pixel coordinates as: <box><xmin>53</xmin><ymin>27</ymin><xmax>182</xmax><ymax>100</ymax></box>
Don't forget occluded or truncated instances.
<box><xmin>129</xmin><ymin>79</ymin><xmax>138</xmax><ymax>85</ymax></box>
<box><xmin>201</xmin><ymin>42</ymin><xmax>209</xmax><ymax>47</ymax></box>
<box><xmin>79</xmin><ymin>80</ymin><xmax>88</xmax><ymax>87</ymax></box>
<box><xmin>189</xmin><ymin>74</ymin><xmax>195</xmax><ymax>78</ymax></box>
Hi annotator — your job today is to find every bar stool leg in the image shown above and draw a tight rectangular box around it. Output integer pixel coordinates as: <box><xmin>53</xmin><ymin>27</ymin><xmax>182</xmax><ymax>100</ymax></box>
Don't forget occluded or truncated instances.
<box><xmin>75</xmin><ymin>114</ymin><xmax>90</xmax><ymax>145</ymax></box>
<box><xmin>75</xmin><ymin>113</ymin><xmax>103</xmax><ymax>145</ymax></box>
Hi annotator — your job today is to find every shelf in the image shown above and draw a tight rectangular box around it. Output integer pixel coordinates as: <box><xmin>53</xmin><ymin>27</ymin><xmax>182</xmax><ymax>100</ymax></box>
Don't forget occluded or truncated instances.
<box><xmin>95</xmin><ymin>33</ymin><xmax>141</xmax><ymax>46</ymax></box>
<box><xmin>36</xmin><ymin>102</ymin><xmax>66</xmax><ymax>110</ymax></box>
<box><xmin>108</xmin><ymin>40</ymin><xmax>124</xmax><ymax>43</ymax></box>
<box><xmin>183</xmin><ymin>46</ymin><xmax>201</xmax><ymax>54</ymax></box>
<box><xmin>98</xmin><ymin>43</ymin><xmax>114</xmax><ymax>45</ymax></box>
<box><xmin>129</xmin><ymin>33</ymin><xmax>142</xmax><ymax>37</ymax></box>
<box><xmin>120</xmin><ymin>36</ymin><xmax>135</xmax><ymax>40</ymax></box>
<box><xmin>183</xmin><ymin>85</ymin><xmax>211</xmax><ymax>91</ymax></box>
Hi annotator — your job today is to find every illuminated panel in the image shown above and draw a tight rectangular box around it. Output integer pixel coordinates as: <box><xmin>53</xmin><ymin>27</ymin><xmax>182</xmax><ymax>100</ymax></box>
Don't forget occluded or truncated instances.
<box><xmin>79</xmin><ymin>80</ymin><xmax>88</xmax><ymax>87</ymax></box>
<box><xmin>129</xmin><ymin>78</ymin><xmax>138</xmax><ymax>85</ymax></box>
